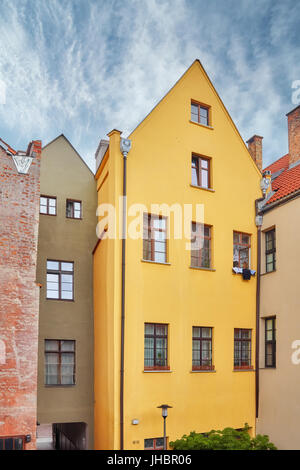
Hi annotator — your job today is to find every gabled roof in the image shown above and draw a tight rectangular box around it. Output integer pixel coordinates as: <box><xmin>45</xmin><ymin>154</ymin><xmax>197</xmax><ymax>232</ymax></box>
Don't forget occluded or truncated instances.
<box><xmin>264</xmin><ymin>154</ymin><xmax>289</xmax><ymax>174</ymax></box>
<box><xmin>43</xmin><ymin>134</ymin><xmax>94</xmax><ymax>175</ymax></box>
<box><xmin>263</xmin><ymin>154</ymin><xmax>300</xmax><ymax>206</ymax></box>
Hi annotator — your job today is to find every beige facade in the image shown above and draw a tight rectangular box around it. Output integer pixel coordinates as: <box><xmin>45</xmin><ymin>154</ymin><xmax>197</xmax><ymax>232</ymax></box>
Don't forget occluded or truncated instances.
<box><xmin>257</xmin><ymin>194</ymin><xmax>300</xmax><ymax>449</ymax></box>
<box><xmin>36</xmin><ymin>135</ymin><xmax>97</xmax><ymax>449</ymax></box>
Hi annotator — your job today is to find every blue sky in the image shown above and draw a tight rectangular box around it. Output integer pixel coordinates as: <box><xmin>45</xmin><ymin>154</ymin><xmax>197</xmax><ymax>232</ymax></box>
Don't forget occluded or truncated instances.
<box><xmin>0</xmin><ymin>0</ymin><xmax>299</xmax><ymax>171</ymax></box>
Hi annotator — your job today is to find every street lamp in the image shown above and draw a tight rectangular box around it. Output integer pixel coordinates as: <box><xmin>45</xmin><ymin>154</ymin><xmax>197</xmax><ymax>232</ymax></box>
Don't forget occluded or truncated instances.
<box><xmin>157</xmin><ymin>404</ymin><xmax>172</xmax><ymax>450</ymax></box>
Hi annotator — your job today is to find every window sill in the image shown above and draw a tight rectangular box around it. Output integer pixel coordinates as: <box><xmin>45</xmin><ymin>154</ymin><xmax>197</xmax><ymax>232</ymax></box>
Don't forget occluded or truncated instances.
<box><xmin>261</xmin><ymin>270</ymin><xmax>276</xmax><ymax>276</ymax></box>
<box><xmin>143</xmin><ymin>370</ymin><xmax>172</xmax><ymax>373</ymax></box>
<box><xmin>66</xmin><ymin>217</ymin><xmax>83</xmax><ymax>221</ymax></box>
<box><xmin>190</xmin><ymin>369</ymin><xmax>217</xmax><ymax>374</ymax></box>
<box><xmin>45</xmin><ymin>384</ymin><xmax>76</xmax><ymax>388</ymax></box>
<box><xmin>40</xmin><ymin>213</ymin><xmax>57</xmax><ymax>217</ymax></box>
<box><xmin>233</xmin><ymin>367</ymin><xmax>255</xmax><ymax>372</ymax></box>
<box><xmin>190</xmin><ymin>184</ymin><xmax>215</xmax><ymax>193</ymax></box>
<box><xmin>189</xmin><ymin>120</ymin><xmax>214</xmax><ymax>130</ymax></box>
<box><xmin>189</xmin><ymin>266</ymin><xmax>216</xmax><ymax>272</ymax></box>
<box><xmin>46</xmin><ymin>298</ymin><xmax>75</xmax><ymax>302</ymax></box>
<box><xmin>141</xmin><ymin>259</ymin><xmax>171</xmax><ymax>266</ymax></box>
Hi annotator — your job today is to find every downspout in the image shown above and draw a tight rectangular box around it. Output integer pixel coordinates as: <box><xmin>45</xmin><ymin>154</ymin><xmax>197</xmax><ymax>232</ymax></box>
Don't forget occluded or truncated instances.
<box><xmin>120</xmin><ymin>138</ymin><xmax>132</xmax><ymax>450</ymax></box>
<box><xmin>254</xmin><ymin>172</ymin><xmax>270</xmax><ymax>419</ymax></box>
<box><xmin>255</xmin><ymin>202</ymin><xmax>264</xmax><ymax>419</ymax></box>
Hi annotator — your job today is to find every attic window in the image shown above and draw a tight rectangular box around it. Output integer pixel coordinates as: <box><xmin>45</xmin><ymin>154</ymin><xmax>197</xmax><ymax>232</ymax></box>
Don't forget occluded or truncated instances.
<box><xmin>191</xmin><ymin>101</ymin><xmax>210</xmax><ymax>126</ymax></box>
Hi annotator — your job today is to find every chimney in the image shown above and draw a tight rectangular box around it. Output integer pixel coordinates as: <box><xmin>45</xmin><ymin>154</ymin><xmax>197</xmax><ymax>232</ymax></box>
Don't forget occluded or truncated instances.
<box><xmin>246</xmin><ymin>135</ymin><xmax>263</xmax><ymax>171</ymax></box>
<box><xmin>287</xmin><ymin>105</ymin><xmax>300</xmax><ymax>166</ymax></box>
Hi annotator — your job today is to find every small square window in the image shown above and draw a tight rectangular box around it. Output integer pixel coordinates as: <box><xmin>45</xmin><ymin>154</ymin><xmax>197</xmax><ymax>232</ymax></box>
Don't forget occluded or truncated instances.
<box><xmin>66</xmin><ymin>200</ymin><xmax>82</xmax><ymax>219</ymax></box>
<box><xmin>191</xmin><ymin>101</ymin><xmax>210</xmax><ymax>126</ymax></box>
<box><xmin>40</xmin><ymin>196</ymin><xmax>56</xmax><ymax>215</ymax></box>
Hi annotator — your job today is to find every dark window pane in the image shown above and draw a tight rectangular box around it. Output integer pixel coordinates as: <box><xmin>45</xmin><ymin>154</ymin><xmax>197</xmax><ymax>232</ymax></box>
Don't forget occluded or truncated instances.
<box><xmin>5</xmin><ymin>438</ymin><xmax>13</xmax><ymax>450</ymax></box>
<box><xmin>145</xmin><ymin>439</ymin><xmax>154</xmax><ymax>449</ymax></box>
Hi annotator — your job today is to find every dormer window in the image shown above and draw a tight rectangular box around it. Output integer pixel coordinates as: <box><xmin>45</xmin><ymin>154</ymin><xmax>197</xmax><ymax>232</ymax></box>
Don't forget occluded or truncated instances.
<box><xmin>191</xmin><ymin>101</ymin><xmax>209</xmax><ymax>126</ymax></box>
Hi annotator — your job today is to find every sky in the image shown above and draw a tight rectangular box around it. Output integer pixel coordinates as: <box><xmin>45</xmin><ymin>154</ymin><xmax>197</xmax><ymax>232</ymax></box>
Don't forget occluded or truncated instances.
<box><xmin>0</xmin><ymin>0</ymin><xmax>300</xmax><ymax>171</ymax></box>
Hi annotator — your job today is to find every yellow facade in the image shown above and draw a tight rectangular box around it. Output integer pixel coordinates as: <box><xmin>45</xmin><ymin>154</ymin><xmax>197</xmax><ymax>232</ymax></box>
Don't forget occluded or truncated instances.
<box><xmin>94</xmin><ymin>60</ymin><xmax>261</xmax><ymax>450</ymax></box>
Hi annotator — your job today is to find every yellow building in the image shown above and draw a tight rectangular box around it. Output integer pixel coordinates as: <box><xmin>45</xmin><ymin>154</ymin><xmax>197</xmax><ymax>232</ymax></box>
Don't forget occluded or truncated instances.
<box><xmin>93</xmin><ymin>60</ymin><xmax>262</xmax><ymax>450</ymax></box>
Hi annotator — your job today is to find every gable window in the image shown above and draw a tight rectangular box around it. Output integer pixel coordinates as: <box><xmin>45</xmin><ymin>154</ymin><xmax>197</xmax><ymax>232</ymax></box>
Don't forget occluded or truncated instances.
<box><xmin>46</xmin><ymin>260</ymin><xmax>74</xmax><ymax>300</ymax></box>
<box><xmin>40</xmin><ymin>196</ymin><xmax>56</xmax><ymax>216</ymax></box>
<box><xmin>143</xmin><ymin>214</ymin><xmax>167</xmax><ymax>263</ymax></box>
<box><xmin>234</xmin><ymin>329</ymin><xmax>252</xmax><ymax>369</ymax></box>
<box><xmin>66</xmin><ymin>200</ymin><xmax>82</xmax><ymax>219</ymax></box>
<box><xmin>265</xmin><ymin>317</ymin><xmax>276</xmax><ymax>368</ymax></box>
<box><xmin>191</xmin><ymin>155</ymin><xmax>211</xmax><ymax>188</ymax></box>
<box><xmin>191</xmin><ymin>101</ymin><xmax>209</xmax><ymax>126</ymax></box>
<box><xmin>265</xmin><ymin>229</ymin><xmax>276</xmax><ymax>272</ymax></box>
<box><xmin>192</xmin><ymin>327</ymin><xmax>214</xmax><ymax>370</ymax></box>
<box><xmin>144</xmin><ymin>323</ymin><xmax>169</xmax><ymax>370</ymax></box>
<box><xmin>45</xmin><ymin>340</ymin><xmax>75</xmax><ymax>386</ymax></box>
<box><xmin>0</xmin><ymin>436</ymin><xmax>24</xmax><ymax>450</ymax></box>
<box><xmin>144</xmin><ymin>438</ymin><xmax>165</xmax><ymax>450</ymax></box>
<box><xmin>233</xmin><ymin>232</ymin><xmax>251</xmax><ymax>268</ymax></box>
<box><xmin>191</xmin><ymin>223</ymin><xmax>211</xmax><ymax>268</ymax></box>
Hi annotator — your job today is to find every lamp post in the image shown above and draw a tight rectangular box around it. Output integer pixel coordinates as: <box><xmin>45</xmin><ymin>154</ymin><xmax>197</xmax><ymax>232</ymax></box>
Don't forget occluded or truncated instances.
<box><xmin>157</xmin><ymin>404</ymin><xmax>172</xmax><ymax>450</ymax></box>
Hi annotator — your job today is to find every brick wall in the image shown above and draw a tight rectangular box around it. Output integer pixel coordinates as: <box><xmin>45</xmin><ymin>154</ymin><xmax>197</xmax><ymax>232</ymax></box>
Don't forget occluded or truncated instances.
<box><xmin>287</xmin><ymin>105</ymin><xmax>300</xmax><ymax>166</ymax></box>
<box><xmin>0</xmin><ymin>141</ymin><xmax>41</xmax><ymax>450</ymax></box>
<box><xmin>247</xmin><ymin>135</ymin><xmax>263</xmax><ymax>171</ymax></box>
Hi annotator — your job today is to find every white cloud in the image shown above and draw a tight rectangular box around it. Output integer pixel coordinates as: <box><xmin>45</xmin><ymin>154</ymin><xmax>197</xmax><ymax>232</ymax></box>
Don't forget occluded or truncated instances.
<box><xmin>0</xmin><ymin>0</ymin><xmax>299</xmax><ymax>170</ymax></box>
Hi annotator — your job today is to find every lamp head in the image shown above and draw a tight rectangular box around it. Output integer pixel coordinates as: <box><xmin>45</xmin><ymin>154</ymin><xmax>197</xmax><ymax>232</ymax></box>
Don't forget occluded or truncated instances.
<box><xmin>157</xmin><ymin>404</ymin><xmax>172</xmax><ymax>418</ymax></box>
<box><xmin>120</xmin><ymin>138</ymin><xmax>132</xmax><ymax>155</ymax></box>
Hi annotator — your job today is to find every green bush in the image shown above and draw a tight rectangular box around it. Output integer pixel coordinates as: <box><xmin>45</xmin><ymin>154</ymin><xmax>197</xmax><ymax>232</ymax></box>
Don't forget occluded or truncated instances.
<box><xmin>170</xmin><ymin>424</ymin><xmax>277</xmax><ymax>450</ymax></box>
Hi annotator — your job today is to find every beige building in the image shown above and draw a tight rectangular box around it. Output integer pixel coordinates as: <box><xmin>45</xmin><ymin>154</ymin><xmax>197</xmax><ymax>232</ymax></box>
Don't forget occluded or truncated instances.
<box><xmin>36</xmin><ymin>135</ymin><xmax>97</xmax><ymax>449</ymax></box>
<box><xmin>256</xmin><ymin>105</ymin><xmax>300</xmax><ymax>449</ymax></box>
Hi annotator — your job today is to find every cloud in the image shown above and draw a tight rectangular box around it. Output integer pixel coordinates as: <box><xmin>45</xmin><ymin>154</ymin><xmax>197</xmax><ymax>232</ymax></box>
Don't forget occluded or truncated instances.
<box><xmin>0</xmin><ymin>0</ymin><xmax>299</xmax><ymax>170</ymax></box>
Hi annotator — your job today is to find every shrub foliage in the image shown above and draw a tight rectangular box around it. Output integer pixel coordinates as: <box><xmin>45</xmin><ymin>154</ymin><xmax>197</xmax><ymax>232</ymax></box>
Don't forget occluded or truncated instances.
<box><xmin>170</xmin><ymin>424</ymin><xmax>277</xmax><ymax>450</ymax></box>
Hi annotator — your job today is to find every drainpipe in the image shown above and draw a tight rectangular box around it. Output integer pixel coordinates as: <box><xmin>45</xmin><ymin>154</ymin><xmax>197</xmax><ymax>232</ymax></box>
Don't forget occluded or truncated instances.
<box><xmin>120</xmin><ymin>138</ymin><xmax>132</xmax><ymax>450</ymax></box>
<box><xmin>255</xmin><ymin>203</ymin><xmax>263</xmax><ymax>419</ymax></box>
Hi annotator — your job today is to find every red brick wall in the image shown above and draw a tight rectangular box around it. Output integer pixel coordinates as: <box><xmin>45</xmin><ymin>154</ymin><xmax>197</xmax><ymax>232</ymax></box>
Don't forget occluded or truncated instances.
<box><xmin>247</xmin><ymin>135</ymin><xmax>263</xmax><ymax>171</ymax></box>
<box><xmin>0</xmin><ymin>141</ymin><xmax>41</xmax><ymax>450</ymax></box>
<box><xmin>287</xmin><ymin>105</ymin><xmax>300</xmax><ymax>165</ymax></box>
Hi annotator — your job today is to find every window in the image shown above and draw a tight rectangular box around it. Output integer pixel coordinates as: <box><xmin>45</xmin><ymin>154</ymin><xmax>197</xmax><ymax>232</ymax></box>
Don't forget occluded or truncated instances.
<box><xmin>192</xmin><ymin>327</ymin><xmax>213</xmax><ymax>370</ymax></box>
<box><xmin>265</xmin><ymin>317</ymin><xmax>276</xmax><ymax>368</ymax></box>
<box><xmin>191</xmin><ymin>223</ymin><xmax>211</xmax><ymax>268</ymax></box>
<box><xmin>45</xmin><ymin>340</ymin><xmax>75</xmax><ymax>385</ymax></box>
<box><xmin>144</xmin><ymin>438</ymin><xmax>164</xmax><ymax>450</ymax></box>
<box><xmin>233</xmin><ymin>232</ymin><xmax>251</xmax><ymax>268</ymax></box>
<box><xmin>234</xmin><ymin>329</ymin><xmax>252</xmax><ymax>369</ymax></box>
<box><xmin>46</xmin><ymin>260</ymin><xmax>74</xmax><ymax>300</ymax></box>
<box><xmin>265</xmin><ymin>229</ymin><xmax>276</xmax><ymax>272</ymax></box>
<box><xmin>143</xmin><ymin>214</ymin><xmax>167</xmax><ymax>263</ymax></box>
<box><xmin>0</xmin><ymin>436</ymin><xmax>24</xmax><ymax>450</ymax></box>
<box><xmin>191</xmin><ymin>155</ymin><xmax>211</xmax><ymax>188</ymax></box>
<box><xmin>144</xmin><ymin>323</ymin><xmax>169</xmax><ymax>370</ymax></box>
<box><xmin>191</xmin><ymin>101</ymin><xmax>209</xmax><ymax>126</ymax></box>
<box><xmin>66</xmin><ymin>200</ymin><xmax>82</xmax><ymax>219</ymax></box>
<box><xmin>40</xmin><ymin>196</ymin><xmax>56</xmax><ymax>215</ymax></box>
